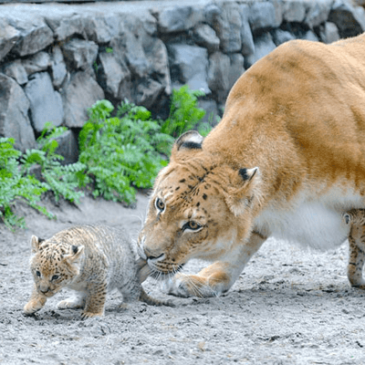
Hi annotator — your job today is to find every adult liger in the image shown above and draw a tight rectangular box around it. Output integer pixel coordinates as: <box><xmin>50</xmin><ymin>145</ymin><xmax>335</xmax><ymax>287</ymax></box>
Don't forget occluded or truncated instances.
<box><xmin>138</xmin><ymin>34</ymin><xmax>365</xmax><ymax>297</ymax></box>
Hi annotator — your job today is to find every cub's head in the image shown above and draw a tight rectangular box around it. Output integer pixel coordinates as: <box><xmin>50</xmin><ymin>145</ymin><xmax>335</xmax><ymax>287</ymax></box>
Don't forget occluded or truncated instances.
<box><xmin>29</xmin><ymin>235</ymin><xmax>85</xmax><ymax>297</ymax></box>
<box><xmin>138</xmin><ymin>131</ymin><xmax>261</xmax><ymax>278</ymax></box>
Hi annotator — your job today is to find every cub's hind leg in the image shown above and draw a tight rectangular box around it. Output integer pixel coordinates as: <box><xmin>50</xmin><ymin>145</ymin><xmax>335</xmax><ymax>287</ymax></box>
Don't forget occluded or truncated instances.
<box><xmin>343</xmin><ymin>209</ymin><xmax>365</xmax><ymax>289</ymax></box>
<box><xmin>81</xmin><ymin>283</ymin><xmax>107</xmax><ymax>319</ymax></box>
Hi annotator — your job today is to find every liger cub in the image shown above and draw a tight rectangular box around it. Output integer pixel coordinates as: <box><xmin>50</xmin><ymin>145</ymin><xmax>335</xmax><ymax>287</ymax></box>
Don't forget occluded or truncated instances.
<box><xmin>23</xmin><ymin>225</ymin><xmax>173</xmax><ymax>319</ymax></box>
<box><xmin>138</xmin><ymin>33</ymin><xmax>365</xmax><ymax>298</ymax></box>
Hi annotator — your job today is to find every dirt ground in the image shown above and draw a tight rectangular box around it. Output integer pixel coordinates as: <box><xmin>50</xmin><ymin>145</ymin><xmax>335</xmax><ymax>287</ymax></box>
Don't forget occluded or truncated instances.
<box><xmin>1</xmin><ymin>194</ymin><xmax>365</xmax><ymax>365</ymax></box>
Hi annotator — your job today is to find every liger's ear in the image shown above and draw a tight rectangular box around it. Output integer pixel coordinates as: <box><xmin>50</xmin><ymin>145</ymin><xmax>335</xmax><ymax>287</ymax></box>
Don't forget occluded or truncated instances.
<box><xmin>64</xmin><ymin>245</ymin><xmax>85</xmax><ymax>264</ymax></box>
<box><xmin>225</xmin><ymin>167</ymin><xmax>260</xmax><ymax>216</ymax></box>
<box><xmin>170</xmin><ymin>130</ymin><xmax>204</xmax><ymax>161</ymax></box>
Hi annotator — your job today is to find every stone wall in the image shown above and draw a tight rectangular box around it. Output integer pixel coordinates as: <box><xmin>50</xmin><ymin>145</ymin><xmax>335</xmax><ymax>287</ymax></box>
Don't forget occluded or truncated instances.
<box><xmin>0</xmin><ymin>0</ymin><xmax>364</xmax><ymax>162</ymax></box>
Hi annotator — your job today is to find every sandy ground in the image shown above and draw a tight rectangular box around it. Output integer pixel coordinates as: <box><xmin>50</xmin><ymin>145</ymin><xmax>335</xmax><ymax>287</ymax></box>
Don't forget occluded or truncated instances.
<box><xmin>1</xmin><ymin>194</ymin><xmax>365</xmax><ymax>365</ymax></box>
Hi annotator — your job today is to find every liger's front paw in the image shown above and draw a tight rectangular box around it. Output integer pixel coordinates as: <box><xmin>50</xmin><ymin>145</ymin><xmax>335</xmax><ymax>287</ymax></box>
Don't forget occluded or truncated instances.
<box><xmin>162</xmin><ymin>274</ymin><xmax>192</xmax><ymax>298</ymax></box>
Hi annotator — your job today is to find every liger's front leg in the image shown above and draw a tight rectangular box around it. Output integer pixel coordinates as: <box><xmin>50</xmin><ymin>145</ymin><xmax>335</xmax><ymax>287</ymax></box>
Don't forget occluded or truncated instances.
<box><xmin>164</xmin><ymin>232</ymin><xmax>267</xmax><ymax>297</ymax></box>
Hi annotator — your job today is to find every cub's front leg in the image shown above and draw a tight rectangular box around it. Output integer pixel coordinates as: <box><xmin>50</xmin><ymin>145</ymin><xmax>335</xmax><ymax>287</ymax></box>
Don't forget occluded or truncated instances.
<box><xmin>344</xmin><ymin>210</ymin><xmax>365</xmax><ymax>289</ymax></box>
<box><xmin>164</xmin><ymin>232</ymin><xmax>266</xmax><ymax>297</ymax></box>
<box><xmin>23</xmin><ymin>285</ymin><xmax>47</xmax><ymax>315</ymax></box>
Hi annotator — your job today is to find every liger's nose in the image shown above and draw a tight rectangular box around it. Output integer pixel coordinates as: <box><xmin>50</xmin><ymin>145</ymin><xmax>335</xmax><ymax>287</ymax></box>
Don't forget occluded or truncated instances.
<box><xmin>144</xmin><ymin>247</ymin><xmax>164</xmax><ymax>261</ymax></box>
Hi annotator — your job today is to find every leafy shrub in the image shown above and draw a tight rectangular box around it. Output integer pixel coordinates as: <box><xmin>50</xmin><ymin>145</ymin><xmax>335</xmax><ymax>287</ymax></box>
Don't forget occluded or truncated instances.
<box><xmin>161</xmin><ymin>85</ymin><xmax>211</xmax><ymax>137</ymax></box>
<box><xmin>21</xmin><ymin>123</ymin><xmax>85</xmax><ymax>204</ymax></box>
<box><xmin>78</xmin><ymin>100</ymin><xmax>174</xmax><ymax>203</ymax></box>
<box><xmin>0</xmin><ymin>138</ymin><xmax>51</xmax><ymax>229</ymax></box>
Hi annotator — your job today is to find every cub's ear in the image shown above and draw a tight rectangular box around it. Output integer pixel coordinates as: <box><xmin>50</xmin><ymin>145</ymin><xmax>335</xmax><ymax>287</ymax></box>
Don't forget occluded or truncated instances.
<box><xmin>30</xmin><ymin>235</ymin><xmax>44</xmax><ymax>253</ymax></box>
<box><xmin>170</xmin><ymin>130</ymin><xmax>203</xmax><ymax>161</ymax></box>
<box><xmin>225</xmin><ymin>167</ymin><xmax>260</xmax><ymax>216</ymax></box>
<box><xmin>64</xmin><ymin>245</ymin><xmax>85</xmax><ymax>264</ymax></box>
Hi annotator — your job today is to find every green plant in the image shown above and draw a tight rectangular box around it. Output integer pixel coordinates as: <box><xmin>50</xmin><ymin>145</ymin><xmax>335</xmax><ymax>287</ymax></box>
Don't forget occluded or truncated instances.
<box><xmin>79</xmin><ymin>100</ymin><xmax>174</xmax><ymax>203</ymax></box>
<box><xmin>161</xmin><ymin>85</ymin><xmax>208</xmax><ymax>137</ymax></box>
<box><xmin>0</xmin><ymin>138</ymin><xmax>51</xmax><ymax>229</ymax></box>
<box><xmin>21</xmin><ymin>123</ymin><xmax>85</xmax><ymax>204</ymax></box>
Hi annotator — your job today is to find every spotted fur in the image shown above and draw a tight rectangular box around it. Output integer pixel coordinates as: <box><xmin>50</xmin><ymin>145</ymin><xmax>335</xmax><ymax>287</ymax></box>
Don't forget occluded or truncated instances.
<box><xmin>138</xmin><ymin>34</ymin><xmax>365</xmax><ymax>298</ymax></box>
<box><xmin>23</xmin><ymin>225</ymin><xmax>173</xmax><ymax>319</ymax></box>
<box><xmin>343</xmin><ymin>209</ymin><xmax>365</xmax><ymax>289</ymax></box>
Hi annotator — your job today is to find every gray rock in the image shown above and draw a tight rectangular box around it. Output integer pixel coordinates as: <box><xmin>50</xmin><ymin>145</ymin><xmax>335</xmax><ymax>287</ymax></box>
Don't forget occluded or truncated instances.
<box><xmin>320</xmin><ymin>22</ymin><xmax>340</xmax><ymax>44</ymax></box>
<box><xmin>98</xmin><ymin>52</ymin><xmax>131</xmax><ymax>98</ymax></box>
<box><xmin>205</xmin><ymin>3</ymin><xmax>242</xmax><ymax>54</ymax></box>
<box><xmin>51</xmin><ymin>46</ymin><xmax>67</xmax><ymax>89</ymax></box>
<box><xmin>24</xmin><ymin>72</ymin><xmax>64</xmax><ymax>133</ymax></box>
<box><xmin>207</xmin><ymin>52</ymin><xmax>230</xmax><ymax>104</ymax></box>
<box><xmin>245</xmin><ymin>33</ymin><xmax>276</xmax><ymax>69</ymax></box>
<box><xmin>304</xmin><ymin>0</ymin><xmax>333</xmax><ymax>28</ymax></box>
<box><xmin>143</xmin><ymin>38</ymin><xmax>171</xmax><ymax>95</ymax></box>
<box><xmin>84</xmin><ymin>15</ymin><xmax>119</xmax><ymax>44</ymax></box>
<box><xmin>45</xmin><ymin>14</ymin><xmax>85</xmax><ymax>41</ymax></box>
<box><xmin>228</xmin><ymin>53</ymin><xmax>245</xmax><ymax>91</ymax></box>
<box><xmin>239</xmin><ymin>5</ymin><xmax>255</xmax><ymax>56</ymax></box>
<box><xmin>249</xmin><ymin>2</ymin><xmax>280</xmax><ymax>34</ymax></box>
<box><xmin>135</xmin><ymin>79</ymin><xmax>165</xmax><ymax>109</ymax></box>
<box><xmin>158</xmin><ymin>6</ymin><xmax>203</xmax><ymax>33</ymax></box>
<box><xmin>328</xmin><ymin>0</ymin><xmax>365</xmax><ymax>38</ymax></box>
<box><xmin>140</xmin><ymin>11</ymin><xmax>157</xmax><ymax>35</ymax></box>
<box><xmin>168</xmin><ymin>44</ymin><xmax>210</xmax><ymax>94</ymax></box>
<box><xmin>55</xmin><ymin>129</ymin><xmax>79</xmax><ymax>166</ymax></box>
<box><xmin>0</xmin><ymin>73</ymin><xmax>35</xmax><ymax>152</ymax></box>
<box><xmin>272</xmin><ymin>0</ymin><xmax>284</xmax><ymax>28</ymax></box>
<box><xmin>0</xmin><ymin>20</ymin><xmax>20</xmax><ymax>62</ymax></box>
<box><xmin>272</xmin><ymin>29</ymin><xmax>295</xmax><ymax>46</ymax></box>
<box><xmin>193</xmin><ymin>24</ymin><xmax>220</xmax><ymax>53</ymax></box>
<box><xmin>23</xmin><ymin>52</ymin><xmax>51</xmax><ymax>76</ymax></box>
<box><xmin>301</xmin><ymin>30</ymin><xmax>319</xmax><ymax>42</ymax></box>
<box><xmin>2</xmin><ymin>60</ymin><xmax>28</xmax><ymax>85</ymax></box>
<box><xmin>62</xmin><ymin>71</ymin><xmax>104</xmax><ymax>128</ymax></box>
<box><xmin>10</xmin><ymin>18</ymin><xmax>53</xmax><ymax>57</ymax></box>
<box><xmin>62</xmin><ymin>39</ymin><xmax>98</xmax><ymax>71</ymax></box>
<box><xmin>282</xmin><ymin>1</ymin><xmax>306</xmax><ymax>22</ymax></box>
<box><xmin>198</xmin><ymin>99</ymin><xmax>220</xmax><ymax>127</ymax></box>
<box><xmin>111</xmin><ymin>32</ymin><xmax>148</xmax><ymax>79</ymax></box>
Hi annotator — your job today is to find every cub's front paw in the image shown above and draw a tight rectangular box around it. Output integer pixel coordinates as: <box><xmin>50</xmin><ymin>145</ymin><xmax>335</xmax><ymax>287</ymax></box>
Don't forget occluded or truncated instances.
<box><xmin>23</xmin><ymin>299</ymin><xmax>45</xmax><ymax>316</ymax></box>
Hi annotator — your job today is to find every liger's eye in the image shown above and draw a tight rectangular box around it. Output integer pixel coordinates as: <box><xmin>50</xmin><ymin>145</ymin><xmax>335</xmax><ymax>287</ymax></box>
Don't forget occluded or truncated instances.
<box><xmin>155</xmin><ymin>198</ymin><xmax>165</xmax><ymax>212</ymax></box>
<box><xmin>51</xmin><ymin>275</ymin><xmax>59</xmax><ymax>281</ymax></box>
<box><xmin>36</xmin><ymin>270</ymin><xmax>41</xmax><ymax>277</ymax></box>
<box><xmin>183</xmin><ymin>221</ymin><xmax>202</xmax><ymax>231</ymax></box>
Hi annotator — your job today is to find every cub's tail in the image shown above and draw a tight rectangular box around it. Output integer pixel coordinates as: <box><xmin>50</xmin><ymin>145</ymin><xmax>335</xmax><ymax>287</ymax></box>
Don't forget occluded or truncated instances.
<box><xmin>139</xmin><ymin>288</ymin><xmax>176</xmax><ymax>307</ymax></box>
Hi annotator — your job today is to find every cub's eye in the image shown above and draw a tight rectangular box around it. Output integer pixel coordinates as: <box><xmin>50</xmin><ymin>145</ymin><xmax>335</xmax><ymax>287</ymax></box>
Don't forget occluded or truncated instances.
<box><xmin>51</xmin><ymin>275</ymin><xmax>59</xmax><ymax>281</ymax></box>
<box><xmin>183</xmin><ymin>221</ymin><xmax>202</xmax><ymax>231</ymax></box>
<box><xmin>155</xmin><ymin>198</ymin><xmax>165</xmax><ymax>212</ymax></box>
<box><xmin>36</xmin><ymin>270</ymin><xmax>41</xmax><ymax>277</ymax></box>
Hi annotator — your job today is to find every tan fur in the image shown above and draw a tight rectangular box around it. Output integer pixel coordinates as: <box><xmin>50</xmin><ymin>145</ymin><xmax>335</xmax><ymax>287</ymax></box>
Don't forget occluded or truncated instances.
<box><xmin>23</xmin><ymin>225</ymin><xmax>173</xmax><ymax>319</ymax></box>
<box><xmin>138</xmin><ymin>34</ymin><xmax>365</xmax><ymax>297</ymax></box>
